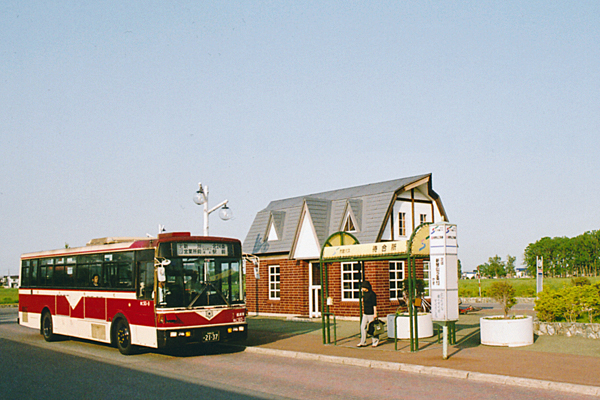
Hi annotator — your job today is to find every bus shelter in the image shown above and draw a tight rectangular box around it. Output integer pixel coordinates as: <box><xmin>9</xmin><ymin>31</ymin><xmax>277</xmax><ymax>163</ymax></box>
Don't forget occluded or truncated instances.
<box><xmin>319</xmin><ymin>224</ymin><xmax>431</xmax><ymax>352</ymax></box>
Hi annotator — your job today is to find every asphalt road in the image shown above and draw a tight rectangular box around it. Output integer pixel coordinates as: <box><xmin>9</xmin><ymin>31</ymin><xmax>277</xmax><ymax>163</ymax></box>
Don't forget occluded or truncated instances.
<box><xmin>0</xmin><ymin>307</ymin><xmax>593</xmax><ymax>400</ymax></box>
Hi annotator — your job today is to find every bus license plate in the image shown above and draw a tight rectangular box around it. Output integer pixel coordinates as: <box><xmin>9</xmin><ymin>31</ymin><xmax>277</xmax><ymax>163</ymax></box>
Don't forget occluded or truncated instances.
<box><xmin>202</xmin><ymin>331</ymin><xmax>220</xmax><ymax>342</ymax></box>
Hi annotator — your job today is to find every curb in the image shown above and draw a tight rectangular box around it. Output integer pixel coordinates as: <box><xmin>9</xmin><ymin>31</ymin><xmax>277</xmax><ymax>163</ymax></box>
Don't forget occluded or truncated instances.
<box><xmin>242</xmin><ymin>346</ymin><xmax>600</xmax><ymax>397</ymax></box>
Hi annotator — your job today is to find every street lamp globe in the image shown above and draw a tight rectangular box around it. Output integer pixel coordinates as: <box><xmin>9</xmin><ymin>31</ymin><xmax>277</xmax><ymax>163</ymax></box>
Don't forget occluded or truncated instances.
<box><xmin>219</xmin><ymin>205</ymin><xmax>232</xmax><ymax>221</ymax></box>
<box><xmin>193</xmin><ymin>192</ymin><xmax>205</xmax><ymax>205</ymax></box>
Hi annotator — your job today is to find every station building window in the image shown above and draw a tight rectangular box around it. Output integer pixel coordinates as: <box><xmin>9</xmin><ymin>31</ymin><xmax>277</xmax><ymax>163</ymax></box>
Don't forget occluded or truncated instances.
<box><xmin>341</xmin><ymin>262</ymin><xmax>361</xmax><ymax>300</ymax></box>
<box><xmin>269</xmin><ymin>265</ymin><xmax>280</xmax><ymax>300</ymax></box>
<box><xmin>389</xmin><ymin>261</ymin><xmax>405</xmax><ymax>301</ymax></box>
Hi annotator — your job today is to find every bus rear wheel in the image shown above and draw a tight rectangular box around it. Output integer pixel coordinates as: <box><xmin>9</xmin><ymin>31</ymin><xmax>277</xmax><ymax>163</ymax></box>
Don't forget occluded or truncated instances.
<box><xmin>42</xmin><ymin>312</ymin><xmax>56</xmax><ymax>342</ymax></box>
<box><xmin>115</xmin><ymin>319</ymin><xmax>135</xmax><ymax>355</ymax></box>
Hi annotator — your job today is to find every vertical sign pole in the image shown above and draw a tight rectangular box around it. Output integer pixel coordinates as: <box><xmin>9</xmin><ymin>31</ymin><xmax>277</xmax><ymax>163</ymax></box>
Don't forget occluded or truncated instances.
<box><xmin>535</xmin><ymin>256</ymin><xmax>544</xmax><ymax>293</ymax></box>
<box><xmin>430</xmin><ymin>223</ymin><xmax>459</xmax><ymax>360</ymax></box>
<box><xmin>254</xmin><ymin>265</ymin><xmax>260</xmax><ymax>317</ymax></box>
<box><xmin>442</xmin><ymin>325</ymin><xmax>448</xmax><ymax>360</ymax></box>
<box><xmin>477</xmin><ymin>266</ymin><xmax>481</xmax><ymax>299</ymax></box>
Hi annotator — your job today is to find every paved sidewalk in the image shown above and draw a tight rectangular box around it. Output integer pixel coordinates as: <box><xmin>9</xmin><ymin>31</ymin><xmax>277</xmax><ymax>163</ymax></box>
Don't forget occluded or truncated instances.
<box><xmin>242</xmin><ymin>308</ymin><xmax>600</xmax><ymax>397</ymax></box>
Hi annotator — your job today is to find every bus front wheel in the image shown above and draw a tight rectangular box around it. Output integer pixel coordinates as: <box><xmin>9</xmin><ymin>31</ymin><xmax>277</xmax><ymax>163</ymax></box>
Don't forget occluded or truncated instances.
<box><xmin>115</xmin><ymin>319</ymin><xmax>135</xmax><ymax>355</ymax></box>
<box><xmin>42</xmin><ymin>312</ymin><xmax>56</xmax><ymax>342</ymax></box>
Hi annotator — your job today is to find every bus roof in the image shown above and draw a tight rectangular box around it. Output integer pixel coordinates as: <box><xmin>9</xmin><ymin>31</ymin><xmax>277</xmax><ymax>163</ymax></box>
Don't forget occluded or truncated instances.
<box><xmin>21</xmin><ymin>238</ymin><xmax>154</xmax><ymax>260</ymax></box>
<box><xmin>20</xmin><ymin>232</ymin><xmax>241</xmax><ymax>260</ymax></box>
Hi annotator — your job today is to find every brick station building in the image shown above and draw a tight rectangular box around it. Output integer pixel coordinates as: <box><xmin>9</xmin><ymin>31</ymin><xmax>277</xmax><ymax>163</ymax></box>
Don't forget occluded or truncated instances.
<box><xmin>243</xmin><ymin>173</ymin><xmax>448</xmax><ymax>318</ymax></box>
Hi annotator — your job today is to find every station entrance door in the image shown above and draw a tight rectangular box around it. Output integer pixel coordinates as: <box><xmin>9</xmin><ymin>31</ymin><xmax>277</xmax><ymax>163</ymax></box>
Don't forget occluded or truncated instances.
<box><xmin>308</xmin><ymin>262</ymin><xmax>321</xmax><ymax>318</ymax></box>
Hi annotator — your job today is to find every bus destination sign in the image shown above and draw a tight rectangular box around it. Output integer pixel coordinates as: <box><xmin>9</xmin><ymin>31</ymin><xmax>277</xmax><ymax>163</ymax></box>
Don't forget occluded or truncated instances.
<box><xmin>176</xmin><ymin>243</ymin><xmax>229</xmax><ymax>256</ymax></box>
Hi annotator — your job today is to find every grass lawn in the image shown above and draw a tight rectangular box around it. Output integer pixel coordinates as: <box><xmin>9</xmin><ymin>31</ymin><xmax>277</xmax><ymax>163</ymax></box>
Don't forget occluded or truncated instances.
<box><xmin>458</xmin><ymin>276</ymin><xmax>600</xmax><ymax>297</ymax></box>
<box><xmin>0</xmin><ymin>287</ymin><xmax>18</xmax><ymax>305</ymax></box>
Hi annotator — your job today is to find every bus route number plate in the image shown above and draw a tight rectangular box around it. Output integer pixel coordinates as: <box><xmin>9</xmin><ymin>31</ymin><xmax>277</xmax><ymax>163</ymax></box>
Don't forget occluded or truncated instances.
<box><xmin>202</xmin><ymin>331</ymin><xmax>220</xmax><ymax>342</ymax></box>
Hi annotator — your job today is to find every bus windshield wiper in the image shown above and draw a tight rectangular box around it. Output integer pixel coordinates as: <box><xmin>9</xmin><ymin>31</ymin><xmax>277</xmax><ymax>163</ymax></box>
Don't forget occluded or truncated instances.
<box><xmin>187</xmin><ymin>283</ymin><xmax>208</xmax><ymax>309</ymax></box>
<box><xmin>187</xmin><ymin>282</ymin><xmax>230</xmax><ymax>308</ymax></box>
<box><xmin>210</xmin><ymin>283</ymin><xmax>231</xmax><ymax>307</ymax></box>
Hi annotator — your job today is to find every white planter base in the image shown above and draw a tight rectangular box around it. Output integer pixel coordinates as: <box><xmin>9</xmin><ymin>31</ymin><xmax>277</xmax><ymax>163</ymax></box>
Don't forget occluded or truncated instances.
<box><xmin>387</xmin><ymin>313</ymin><xmax>434</xmax><ymax>339</ymax></box>
<box><xmin>480</xmin><ymin>315</ymin><xmax>533</xmax><ymax>347</ymax></box>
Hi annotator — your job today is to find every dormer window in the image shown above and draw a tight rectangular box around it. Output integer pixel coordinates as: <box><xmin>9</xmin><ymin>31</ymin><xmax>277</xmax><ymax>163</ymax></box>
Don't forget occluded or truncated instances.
<box><xmin>343</xmin><ymin>217</ymin><xmax>356</xmax><ymax>232</ymax></box>
<box><xmin>264</xmin><ymin>211</ymin><xmax>285</xmax><ymax>242</ymax></box>
<box><xmin>342</xmin><ymin>210</ymin><xmax>358</xmax><ymax>233</ymax></box>
<box><xmin>267</xmin><ymin>221</ymin><xmax>279</xmax><ymax>241</ymax></box>
<box><xmin>340</xmin><ymin>200</ymin><xmax>361</xmax><ymax>234</ymax></box>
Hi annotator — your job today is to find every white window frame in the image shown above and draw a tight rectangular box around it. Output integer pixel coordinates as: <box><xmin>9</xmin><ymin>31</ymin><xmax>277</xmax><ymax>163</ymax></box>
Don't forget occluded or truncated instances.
<box><xmin>389</xmin><ymin>261</ymin><xmax>405</xmax><ymax>301</ymax></box>
<box><xmin>342</xmin><ymin>215</ymin><xmax>357</xmax><ymax>232</ymax></box>
<box><xmin>398</xmin><ymin>212</ymin><xmax>406</xmax><ymax>237</ymax></box>
<box><xmin>269</xmin><ymin>265</ymin><xmax>280</xmax><ymax>300</ymax></box>
<box><xmin>341</xmin><ymin>262</ymin><xmax>361</xmax><ymax>301</ymax></box>
<box><xmin>422</xmin><ymin>261</ymin><xmax>430</xmax><ymax>297</ymax></box>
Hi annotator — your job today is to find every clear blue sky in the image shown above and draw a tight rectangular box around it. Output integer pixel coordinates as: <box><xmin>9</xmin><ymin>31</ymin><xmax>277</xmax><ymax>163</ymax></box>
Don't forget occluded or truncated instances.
<box><xmin>2</xmin><ymin>1</ymin><xmax>599</xmax><ymax>276</ymax></box>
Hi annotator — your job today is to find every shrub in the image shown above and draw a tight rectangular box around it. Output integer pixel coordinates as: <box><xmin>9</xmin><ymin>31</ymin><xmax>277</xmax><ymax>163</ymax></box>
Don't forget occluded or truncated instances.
<box><xmin>535</xmin><ymin>284</ymin><xmax>600</xmax><ymax>323</ymax></box>
<box><xmin>535</xmin><ymin>289</ymin><xmax>564</xmax><ymax>322</ymax></box>
<box><xmin>487</xmin><ymin>281</ymin><xmax>516</xmax><ymax>318</ymax></box>
<box><xmin>563</xmin><ymin>286</ymin><xmax>583</xmax><ymax>322</ymax></box>
<box><xmin>572</xmin><ymin>277</ymin><xmax>591</xmax><ymax>287</ymax></box>
<box><xmin>580</xmin><ymin>285</ymin><xmax>600</xmax><ymax>323</ymax></box>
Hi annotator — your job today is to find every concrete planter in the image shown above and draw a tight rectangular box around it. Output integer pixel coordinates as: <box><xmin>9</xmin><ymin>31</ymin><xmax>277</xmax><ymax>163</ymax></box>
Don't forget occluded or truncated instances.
<box><xmin>387</xmin><ymin>313</ymin><xmax>434</xmax><ymax>339</ymax></box>
<box><xmin>480</xmin><ymin>315</ymin><xmax>533</xmax><ymax>347</ymax></box>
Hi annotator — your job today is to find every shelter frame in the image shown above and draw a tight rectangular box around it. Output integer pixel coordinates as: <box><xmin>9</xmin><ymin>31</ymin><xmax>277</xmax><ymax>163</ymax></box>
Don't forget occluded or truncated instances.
<box><xmin>320</xmin><ymin>223</ymin><xmax>431</xmax><ymax>351</ymax></box>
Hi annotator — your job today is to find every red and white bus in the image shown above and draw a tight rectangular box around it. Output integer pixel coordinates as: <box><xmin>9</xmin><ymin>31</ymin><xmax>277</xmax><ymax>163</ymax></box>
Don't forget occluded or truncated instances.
<box><xmin>18</xmin><ymin>232</ymin><xmax>247</xmax><ymax>355</ymax></box>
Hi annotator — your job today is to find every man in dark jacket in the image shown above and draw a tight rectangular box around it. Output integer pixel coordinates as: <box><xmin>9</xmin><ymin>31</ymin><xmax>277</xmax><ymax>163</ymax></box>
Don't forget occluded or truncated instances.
<box><xmin>357</xmin><ymin>280</ymin><xmax>379</xmax><ymax>347</ymax></box>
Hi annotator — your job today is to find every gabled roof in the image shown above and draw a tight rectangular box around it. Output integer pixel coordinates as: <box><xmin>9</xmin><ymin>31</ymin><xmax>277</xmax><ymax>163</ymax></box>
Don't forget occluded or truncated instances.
<box><xmin>243</xmin><ymin>173</ymin><xmax>444</xmax><ymax>256</ymax></box>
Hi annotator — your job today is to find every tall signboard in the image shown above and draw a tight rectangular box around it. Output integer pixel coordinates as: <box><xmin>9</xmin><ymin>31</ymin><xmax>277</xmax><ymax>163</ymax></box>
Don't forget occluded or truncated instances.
<box><xmin>536</xmin><ymin>256</ymin><xmax>543</xmax><ymax>294</ymax></box>
<box><xmin>429</xmin><ymin>223</ymin><xmax>459</xmax><ymax>322</ymax></box>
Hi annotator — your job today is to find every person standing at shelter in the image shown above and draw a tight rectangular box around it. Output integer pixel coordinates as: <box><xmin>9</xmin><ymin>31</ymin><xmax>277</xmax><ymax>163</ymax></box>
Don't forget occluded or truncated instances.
<box><xmin>357</xmin><ymin>280</ymin><xmax>379</xmax><ymax>347</ymax></box>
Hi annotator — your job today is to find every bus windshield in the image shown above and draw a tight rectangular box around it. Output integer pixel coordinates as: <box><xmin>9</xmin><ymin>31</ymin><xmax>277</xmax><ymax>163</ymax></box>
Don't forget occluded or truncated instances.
<box><xmin>158</xmin><ymin>256</ymin><xmax>243</xmax><ymax>309</ymax></box>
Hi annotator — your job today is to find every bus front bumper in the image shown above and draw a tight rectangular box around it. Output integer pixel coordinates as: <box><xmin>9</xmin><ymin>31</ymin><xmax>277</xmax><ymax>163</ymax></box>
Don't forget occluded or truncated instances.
<box><xmin>157</xmin><ymin>323</ymin><xmax>248</xmax><ymax>348</ymax></box>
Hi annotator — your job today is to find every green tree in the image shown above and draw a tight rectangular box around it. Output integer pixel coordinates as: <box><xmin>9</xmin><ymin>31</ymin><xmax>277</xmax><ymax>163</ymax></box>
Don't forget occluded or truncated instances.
<box><xmin>524</xmin><ymin>230</ymin><xmax>600</xmax><ymax>278</ymax></box>
<box><xmin>488</xmin><ymin>281</ymin><xmax>516</xmax><ymax>318</ymax></box>
<box><xmin>478</xmin><ymin>255</ymin><xmax>515</xmax><ymax>278</ymax></box>
<box><xmin>505</xmin><ymin>255</ymin><xmax>516</xmax><ymax>277</ymax></box>
<box><xmin>478</xmin><ymin>255</ymin><xmax>505</xmax><ymax>278</ymax></box>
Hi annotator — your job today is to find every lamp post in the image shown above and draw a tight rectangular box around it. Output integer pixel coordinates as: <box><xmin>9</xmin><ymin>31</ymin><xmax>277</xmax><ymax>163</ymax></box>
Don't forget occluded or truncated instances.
<box><xmin>193</xmin><ymin>182</ymin><xmax>232</xmax><ymax>236</ymax></box>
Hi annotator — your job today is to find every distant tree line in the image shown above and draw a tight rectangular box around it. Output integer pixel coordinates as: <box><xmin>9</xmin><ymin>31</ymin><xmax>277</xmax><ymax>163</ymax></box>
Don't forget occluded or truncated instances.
<box><xmin>523</xmin><ymin>230</ymin><xmax>600</xmax><ymax>278</ymax></box>
<box><xmin>477</xmin><ymin>255</ymin><xmax>516</xmax><ymax>278</ymax></box>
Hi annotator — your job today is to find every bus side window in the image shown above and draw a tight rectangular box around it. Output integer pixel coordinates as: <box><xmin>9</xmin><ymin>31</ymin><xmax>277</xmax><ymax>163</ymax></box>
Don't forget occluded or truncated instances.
<box><xmin>65</xmin><ymin>258</ymin><xmax>76</xmax><ymax>287</ymax></box>
<box><xmin>117</xmin><ymin>261</ymin><xmax>133</xmax><ymax>288</ymax></box>
<box><xmin>137</xmin><ymin>261</ymin><xmax>154</xmax><ymax>300</ymax></box>
<box><xmin>76</xmin><ymin>264</ymin><xmax>89</xmax><ymax>287</ymax></box>
<box><xmin>40</xmin><ymin>260</ymin><xmax>54</xmax><ymax>286</ymax></box>
<box><xmin>54</xmin><ymin>263</ymin><xmax>65</xmax><ymax>287</ymax></box>
<box><xmin>90</xmin><ymin>264</ymin><xmax>103</xmax><ymax>287</ymax></box>
<box><xmin>31</xmin><ymin>260</ymin><xmax>38</xmax><ymax>287</ymax></box>
<box><xmin>21</xmin><ymin>261</ymin><xmax>30</xmax><ymax>287</ymax></box>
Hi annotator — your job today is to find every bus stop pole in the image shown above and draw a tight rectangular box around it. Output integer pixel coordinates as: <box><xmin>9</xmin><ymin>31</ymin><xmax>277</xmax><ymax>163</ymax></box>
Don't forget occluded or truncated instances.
<box><xmin>443</xmin><ymin>324</ymin><xmax>448</xmax><ymax>360</ymax></box>
<box><xmin>412</xmin><ymin>255</ymin><xmax>419</xmax><ymax>351</ymax></box>
<box><xmin>408</xmin><ymin>258</ymin><xmax>413</xmax><ymax>350</ymax></box>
